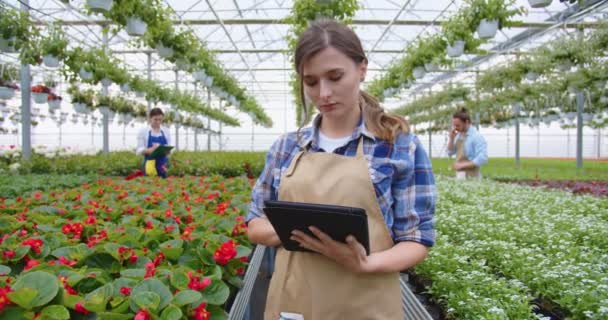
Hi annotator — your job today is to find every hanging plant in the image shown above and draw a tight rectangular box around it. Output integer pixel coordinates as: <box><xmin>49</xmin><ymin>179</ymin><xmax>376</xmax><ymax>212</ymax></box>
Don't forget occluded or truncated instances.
<box><xmin>39</xmin><ymin>24</ymin><xmax>69</xmax><ymax>68</ymax></box>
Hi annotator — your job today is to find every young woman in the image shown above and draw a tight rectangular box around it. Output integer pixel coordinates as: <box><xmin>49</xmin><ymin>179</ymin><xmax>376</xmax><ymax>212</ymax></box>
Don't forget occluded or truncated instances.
<box><xmin>135</xmin><ymin>107</ymin><xmax>171</xmax><ymax>178</ymax></box>
<box><xmin>246</xmin><ymin>19</ymin><xmax>436</xmax><ymax>319</ymax></box>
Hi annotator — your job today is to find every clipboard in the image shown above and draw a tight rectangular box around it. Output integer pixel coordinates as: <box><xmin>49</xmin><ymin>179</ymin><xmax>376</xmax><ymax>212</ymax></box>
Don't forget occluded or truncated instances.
<box><xmin>150</xmin><ymin>145</ymin><xmax>173</xmax><ymax>158</ymax></box>
<box><xmin>263</xmin><ymin>200</ymin><xmax>370</xmax><ymax>255</ymax></box>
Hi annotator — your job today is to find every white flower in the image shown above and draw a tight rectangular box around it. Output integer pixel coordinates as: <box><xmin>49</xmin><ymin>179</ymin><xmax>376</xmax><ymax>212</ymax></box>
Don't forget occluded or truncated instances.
<box><xmin>9</xmin><ymin>162</ymin><xmax>20</xmax><ymax>172</ymax></box>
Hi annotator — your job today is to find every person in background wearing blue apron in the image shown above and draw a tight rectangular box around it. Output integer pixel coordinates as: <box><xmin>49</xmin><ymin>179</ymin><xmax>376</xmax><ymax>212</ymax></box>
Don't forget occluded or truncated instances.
<box><xmin>246</xmin><ymin>19</ymin><xmax>436</xmax><ymax>320</ymax></box>
<box><xmin>447</xmin><ymin>108</ymin><xmax>488</xmax><ymax>179</ymax></box>
<box><xmin>136</xmin><ymin>107</ymin><xmax>172</xmax><ymax>178</ymax></box>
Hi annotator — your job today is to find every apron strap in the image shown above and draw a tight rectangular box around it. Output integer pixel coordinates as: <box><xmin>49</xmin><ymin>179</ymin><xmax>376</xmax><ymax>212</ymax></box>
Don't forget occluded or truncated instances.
<box><xmin>355</xmin><ymin>136</ymin><xmax>365</xmax><ymax>157</ymax></box>
<box><xmin>285</xmin><ymin>151</ymin><xmax>305</xmax><ymax>177</ymax></box>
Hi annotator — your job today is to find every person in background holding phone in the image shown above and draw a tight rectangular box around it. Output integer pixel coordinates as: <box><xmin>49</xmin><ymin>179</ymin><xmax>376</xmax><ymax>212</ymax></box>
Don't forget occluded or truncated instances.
<box><xmin>447</xmin><ymin>108</ymin><xmax>488</xmax><ymax>179</ymax></box>
<box><xmin>135</xmin><ymin>107</ymin><xmax>171</xmax><ymax>178</ymax></box>
<box><xmin>246</xmin><ymin>19</ymin><xmax>436</xmax><ymax>319</ymax></box>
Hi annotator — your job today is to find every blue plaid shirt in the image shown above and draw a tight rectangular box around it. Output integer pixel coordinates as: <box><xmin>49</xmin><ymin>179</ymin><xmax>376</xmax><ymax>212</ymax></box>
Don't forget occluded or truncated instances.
<box><xmin>246</xmin><ymin>116</ymin><xmax>437</xmax><ymax>247</ymax></box>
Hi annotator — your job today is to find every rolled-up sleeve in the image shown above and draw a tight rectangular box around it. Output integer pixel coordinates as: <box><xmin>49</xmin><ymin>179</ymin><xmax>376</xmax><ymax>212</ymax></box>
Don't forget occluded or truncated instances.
<box><xmin>391</xmin><ymin>136</ymin><xmax>436</xmax><ymax>247</ymax></box>
<box><xmin>246</xmin><ymin>137</ymin><xmax>284</xmax><ymax>223</ymax></box>
<box><xmin>135</xmin><ymin>128</ymin><xmax>147</xmax><ymax>155</ymax></box>
<box><xmin>470</xmin><ymin>135</ymin><xmax>488</xmax><ymax>167</ymax></box>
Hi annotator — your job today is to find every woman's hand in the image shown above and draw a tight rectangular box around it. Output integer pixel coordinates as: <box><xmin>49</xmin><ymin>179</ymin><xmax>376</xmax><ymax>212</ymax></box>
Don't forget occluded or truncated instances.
<box><xmin>144</xmin><ymin>143</ymin><xmax>160</xmax><ymax>155</ymax></box>
<box><xmin>290</xmin><ymin>226</ymin><xmax>374</xmax><ymax>273</ymax></box>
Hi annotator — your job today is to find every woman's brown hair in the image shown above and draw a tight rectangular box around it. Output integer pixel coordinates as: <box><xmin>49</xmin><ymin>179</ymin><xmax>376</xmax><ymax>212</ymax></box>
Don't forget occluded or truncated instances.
<box><xmin>294</xmin><ymin>18</ymin><xmax>409</xmax><ymax>142</ymax></box>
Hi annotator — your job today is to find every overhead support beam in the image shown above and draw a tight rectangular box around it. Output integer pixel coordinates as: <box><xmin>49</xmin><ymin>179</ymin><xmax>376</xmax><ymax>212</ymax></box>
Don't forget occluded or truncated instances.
<box><xmin>34</xmin><ymin>18</ymin><xmax>607</xmax><ymax>29</ymax></box>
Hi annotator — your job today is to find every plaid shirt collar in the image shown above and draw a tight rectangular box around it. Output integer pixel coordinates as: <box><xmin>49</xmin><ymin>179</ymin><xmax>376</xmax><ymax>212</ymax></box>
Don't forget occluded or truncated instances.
<box><xmin>298</xmin><ymin>114</ymin><xmax>377</xmax><ymax>150</ymax></box>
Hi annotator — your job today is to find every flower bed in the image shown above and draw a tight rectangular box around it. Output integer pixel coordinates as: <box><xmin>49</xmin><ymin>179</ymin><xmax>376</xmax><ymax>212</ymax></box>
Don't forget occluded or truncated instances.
<box><xmin>513</xmin><ymin>180</ymin><xmax>608</xmax><ymax>198</ymax></box>
<box><xmin>0</xmin><ymin>175</ymin><xmax>253</xmax><ymax>319</ymax></box>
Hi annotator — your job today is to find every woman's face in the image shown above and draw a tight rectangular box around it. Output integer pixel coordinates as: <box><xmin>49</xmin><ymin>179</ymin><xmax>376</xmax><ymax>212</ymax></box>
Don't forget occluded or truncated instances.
<box><xmin>150</xmin><ymin>115</ymin><xmax>163</xmax><ymax>128</ymax></box>
<box><xmin>301</xmin><ymin>47</ymin><xmax>367</xmax><ymax>121</ymax></box>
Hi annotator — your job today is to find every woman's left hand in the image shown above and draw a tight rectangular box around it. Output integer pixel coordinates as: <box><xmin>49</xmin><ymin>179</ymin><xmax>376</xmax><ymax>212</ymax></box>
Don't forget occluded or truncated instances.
<box><xmin>290</xmin><ymin>226</ymin><xmax>374</xmax><ymax>273</ymax></box>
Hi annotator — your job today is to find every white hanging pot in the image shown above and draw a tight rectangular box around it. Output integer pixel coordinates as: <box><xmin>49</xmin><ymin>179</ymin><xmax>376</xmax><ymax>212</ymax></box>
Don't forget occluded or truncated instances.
<box><xmin>412</xmin><ymin>66</ymin><xmax>426</xmax><ymax>80</ymax></box>
<box><xmin>204</xmin><ymin>76</ymin><xmax>214</xmax><ymax>87</ymax></box>
<box><xmin>175</xmin><ymin>59</ymin><xmax>189</xmax><ymax>71</ymax></box>
<box><xmin>447</xmin><ymin>40</ymin><xmax>465</xmax><ymax>58</ymax></box>
<box><xmin>477</xmin><ymin>19</ymin><xmax>499</xmax><ymax>39</ymax></box>
<box><xmin>48</xmin><ymin>99</ymin><xmax>61</xmax><ymax>110</ymax></box>
<box><xmin>42</xmin><ymin>55</ymin><xmax>60</xmax><ymax>68</ymax></box>
<box><xmin>526</xmin><ymin>72</ymin><xmax>539</xmax><ymax>81</ymax></box>
<box><xmin>120</xmin><ymin>83</ymin><xmax>131</xmax><ymax>93</ymax></box>
<box><xmin>0</xmin><ymin>87</ymin><xmax>16</xmax><ymax>100</ymax></box>
<box><xmin>0</xmin><ymin>37</ymin><xmax>16</xmax><ymax>53</ymax></box>
<box><xmin>156</xmin><ymin>44</ymin><xmax>174</xmax><ymax>58</ymax></box>
<box><xmin>557</xmin><ymin>60</ymin><xmax>572</xmax><ymax>72</ymax></box>
<box><xmin>100</xmin><ymin>78</ymin><xmax>112</xmax><ymax>87</ymax></box>
<box><xmin>547</xmin><ymin>114</ymin><xmax>559</xmax><ymax>122</ymax></box>
<box><xmin>135</xmin><ymin>91</ymin><xmax>145</xmax><ymax>98</ymax></box>
<box><xmin>594</xmin><ymin>80</ymin><xmax>606</xmax><ymax>89</ymax></box>
<box><xmin>126</xmin><ymin>17</ymin><xmax>147</xmax><ymax>36</ymax></box>
<box><xmin>424</xmin><ymin>63</ymin><xmax>438</xmax><ymax>72</ymax></box>
<box><xmin>566</xmin><ymin>112</ymin><xmax>577</xmax><ymax>121</ymax></box>
<box><xmin>528</xmin><ymin>0</ymin><xmax>552</xmax><ymax>8</ymax></box>
<box><xmin>32</xmin><ymin>92</ymin><xmax>49</xmax><ymax>104</ymax></box>
<box><xmin>73</xmin><ymin>102</ymin><xmax>89</xmax><ymax>113</ymax></box>
<box><xmin>582</xmin><ymin>113</ymin><xmax>593</xmax><ymax>122</ymax></box>
<box><xmin>193</xmin><ymin>70</ymin><xmax>207</xmax><ymax>81</ymax></box>
<box><xmin>600</xmin><ymin>96</ymin><xmax>608</xmax><ymax>104</ymax></box>
<box><xmin>79</xmin><ymin>68</ymin><xmax>93</xmax><ymax>80</ymax></box>
<box><xmin>87</xmin><ymin>0</ymin><xmax>113</xmax><ymax>12</ymax></box>
<box><xmin>98</xmin><ymin>106</ymin><xmax>110</xmax><ymax>116</ymax></box>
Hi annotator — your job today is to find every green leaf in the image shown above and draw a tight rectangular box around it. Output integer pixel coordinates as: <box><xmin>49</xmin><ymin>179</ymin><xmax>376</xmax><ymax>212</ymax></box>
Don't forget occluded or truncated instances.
<box><xmin>131</xmin><ymin>291</ymin><xmax>160</xmax><ymax>312</ymax></box>
<box><xmin>8</xmin><ymin>271</ymin><xmax>59</xmax><ymax>309</ymax></box>
<box><xmin>172</xmin><ymin>290</ymin><xmax>202</xmax><ymax>306</ymax></box>
<box><xmin>83</xmin><ymin>253</ymin><xmax>121</xmax><ymax>273</ymax></box>
<box><xmin>208</xmin><ymin>305</ymin><xmax>228</xmax><ymax>320</ymax></box>
<box><xmin>120</xmin><ymin>268</ymin><xmax>145</xmax><ymax>279</ymax></box>
<box><xmin>129</xmin><ymin>278</ymin><xmax>172</xmax><ymax>312</ymax></box>
<box><xmin>235</xmin><ymin>245</ymin><xmax>251</xmax><ymax>259</ymax></box>
<box><xmin>40</xmin><ymin>305</ymin><xmax>70</xmax><ymax>320</ymax></box>
<box><xmin>197</xmin><ymin>246</ymin><xmax>215</xmax><ymax>265</ymax></box>
<box><xmin>84</xmin><ymin>283</ymin><xmax>114</xmax><ymax>312</ymax></box>
<box><xmin>0</xmin><ymin>306</ymin><xmax>30</xmax><ymax>320</ymax></box>
<box><xmin>200</xmin><ymin>279</ymin><xmax>230</xmax><ymax>305</ymax></box>
<box><xmin>160</xmin><ymin>304</ymin><xmax>183</xmax><ymax>320</ymax></box>
<box><xmin>0</xmin><ymin>265</ymin><xmax>11</xmax><ymax>275</ymax></box>
<box><xmin>51</xmin><ymin>244</ymin><xmax>90</xmax><ymax>261</ymax></box>
<box><xmin>103</xmin><ymin>243</ymin><xmax>123</xmax><ymax>261</ymax></box>
<box><xmin>96</xmin><ymin>313</ymin><xmax>135</xmax><ymax>320</ymax></box>
<box><xmin>206</xmin><ymin>265</ymin><xmax>223</xmax><ymax>280</ymax></box>
<box><xmin>13</xmin><ymin>245</ymin><xmax>30</xmax><ymax>261</ymax></box>
<box><xmin>159</xmin><ymin>239</ymin><xmax>184</xmax><ymax>261</ymax></box>
<box><xmin>170</xmin><ymin>270</ymin><xmax>189</xmax><ymax>290</ymax></box>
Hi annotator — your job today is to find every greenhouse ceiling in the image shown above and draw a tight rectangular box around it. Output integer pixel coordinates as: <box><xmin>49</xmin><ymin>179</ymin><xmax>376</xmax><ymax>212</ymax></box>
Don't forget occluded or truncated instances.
<box><xmin>1</xmin><ymin>0</ymin><xmax>608</xmax><ymax>129</ymax></box>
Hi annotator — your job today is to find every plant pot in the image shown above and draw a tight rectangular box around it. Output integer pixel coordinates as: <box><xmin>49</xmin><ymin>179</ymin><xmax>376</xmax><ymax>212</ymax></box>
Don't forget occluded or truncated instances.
<box><xmin>101</xmin><ymin>78</ymin><xmax>112</xmax><ymax>87</ymax></box>
<box><xmin>0</xmin><ymin>37</ymin><xmax>16</xmax><ymax>53</ymax></box>
<box><xmin>565</xmin><ymin>112</ymin><xmax>577</xmax><ymax>121</ymax></box>
<box><xmin>557</xmin><ymin>61</ymin><xmax>572</xmax><ymax>72</ymax></box>
<box><xmin>98</xmin><ymin>106</ymin><xmax>110</xmax><ymax>116</ymax></box>
<box><xmin>582</xmin><ymin>113</ymin><xmax>593</xmax><ymax>122</ymax></box>
<box><xmin>424</xmin><ymin>63</ymin><xmax>438</xmax><ymax>72</ymax></box>
<box><xmin>73</xmin><ymin>102</ymin><xmax>89</xmax><ymax>113</ymax></box>
<box><xmin>87</xmin><ymin>0</ymin><xmax>113</xmax><ymax>12</ymax></box>
<box><xmin>447</xmin><ymin>40</ymin><xmax>465</xmax><ymax>58</ymax></box>
<box><xmin>528</xmin><ymin>0</ymin><xmax>552</xmax><ymax>8</ymax></box>
<box><xmin>42</xmin><ymin>55</ymin><xmax>60</xmax><ymax>68</ymax></box>
<box><xmin>175</xmin><ymin>59</ymin><xmax>190</xmax><ymax>71</ymax></box>
<box><xmin>126</xmin><ymin>17</ymin><xmax>147</xmax><ymax>36</ymax></box>
<box><xmin>600</xmin><ymin>96</ymin><xmax>608</xmax><ymax>104</ymax></box>
<box><xmin>32</xmin><ymin>92</ymin><xmax>49</xmax><ymax>104</ymax></box>
<box><xmin>120</xmin><ymin>83</ymin><xmax>131</xmax><ymax>93</ymax></box>
<box><xmin>594</xmin><ymin>80</ymin><xmax>606</xmax><ymax>89</ymax></box>
<box><xmin>0</xmin><ymin>87</ymin><xmax>16</xmax><ymax>100</ymax></box>
<box><xmin>156</xmin><ymin>44</ymin><xmax>174</xmax><ymax>58</ymax></box>
<box><xmin>193</xmin><ymin>70</ymin><xmax>207</xmax><ymax>82</ymax></box>
<box><xmin>525</xmin><ymin>72</ymin><xmax>539</xmax><ymax>81</ymax></box>
<box><xmin>412</xmin><ymin>66</ymin><xmax>426</xmax><ymax>80</ymax></box>
<box><xmin>79</xmin><ymin>68</ymin><xmax>93</xmax><ymax>80</ymax></box>
<box><xmin>135</xmin><ymin>91</ymin><xmax>145</xmax><ymax>98</ymax></box>
<box><xmin>477</xmin><ymin>19</ymin><xmax>499</xmax><ymax>39</ymax></box>
<box><xmin>48</xmin><ymin>99</ymin><xmax>61</xmax><ymax>110</ymax></box>
<box><xmin>204</xmin><ymin>76</ymin><xmax>214</xmax><ymax>87</ymax></box>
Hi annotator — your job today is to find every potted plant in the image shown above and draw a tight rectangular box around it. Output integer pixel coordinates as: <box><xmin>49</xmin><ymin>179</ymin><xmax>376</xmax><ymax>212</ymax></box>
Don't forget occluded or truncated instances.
<box><xmin>39</xmin><ymin>24</ymin><xmax>69</xmax><ymax>68</ymax></box>
<box><xmin>0</xmin><ymin>63</ymin><xmax>20</xmax><ymax>100</ymax></box>
<box><xmin>47</xmin><ymin>93</ymin><xmax>62</xmax><ymax>111</ymax></box>
<box><xmin>528</xmin><ymin>0</ymin><xmax>552</xmax><ymax>8</ymax></box>
<box><xmin>31</xmin><ymin>84</ymin><xmax>51</xmax><ymax>104</ymax></box>
<box><xmin>466</xmin><ymin>0</ymin><xmax>525</xmax><ymax>40</ymax></box>
<box><xmin>86</xmin><ymin>0</ymin><xmax>114</xmax><ymax>13</ymax></box>
<box><xmin>442</xmin><ymin>13</ymin><xmax>473</xmax><ymax>58</ymax></box>
<box><xmin>0</xmin><ymin>5</ymin><xmax>37</xmax><ymax>54</ymax></box>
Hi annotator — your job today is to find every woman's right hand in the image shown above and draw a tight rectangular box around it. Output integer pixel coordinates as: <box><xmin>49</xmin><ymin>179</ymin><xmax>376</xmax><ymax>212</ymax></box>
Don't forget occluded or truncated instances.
<box><xmin>145</xmin><ymin>144</ymin><xmax>160</xmax><ymax>155</ymax></box>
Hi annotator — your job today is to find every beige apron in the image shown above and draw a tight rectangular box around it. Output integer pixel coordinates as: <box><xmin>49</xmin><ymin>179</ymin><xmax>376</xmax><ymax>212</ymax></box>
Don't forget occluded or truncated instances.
<box><xmin>264</xmin><ymin>138</ymin><xmax>403</xmax><ymax>320</ymax></box>
<box><xmin>455</xmin><ymin>134</ymin><xmax>480</xmax><ymax>178</ymax></box>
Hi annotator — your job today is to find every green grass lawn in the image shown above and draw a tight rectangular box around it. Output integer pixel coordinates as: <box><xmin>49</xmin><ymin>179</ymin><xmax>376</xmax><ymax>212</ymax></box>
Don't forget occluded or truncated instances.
<box><xmin>431</xmin><ymin>157</ymin><xmax>608</xmax><ymax>181</ymax></box>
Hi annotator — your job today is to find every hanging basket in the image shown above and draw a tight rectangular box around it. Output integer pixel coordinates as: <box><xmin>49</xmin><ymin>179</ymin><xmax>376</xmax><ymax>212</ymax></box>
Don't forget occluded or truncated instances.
<box><xmin>120</xmin><ymin>83</ymin><xmax>131</xmax><ymax>93</ymax></box>
<box><xmin>48</xmin><ymin>99</ymin><xmax>61</xmax><ymax>110</ymax></box>
<box><xmin>42</xmin><ymin>55</ymin><xmax>60</xmax><ymax>68</ymax></box>
<box><xmin>135</xmin><ymin>91</ymin><xmax>145</xmax><ymax>98</ymax></box>
<box><xmin>447</xmin><ymin>40</ymin><xmax>465</xmax><ymax>58</ymax></box>
<box><xmin>582</xmin><ymin>113</ymin><xmax>593</xmax><ymax>122</ymax></box>
<box><xmin>525</xmin><ymin>72</ymin><xmax>539</xmax><ymax>81</ymax></box>
<box><xmin>424</xmin><ymin>63</ymin><xmax>438</xmax><ymax>72</ymax></box>
<box><xmin>528</xmin><ymin>0</ymin><xmax>552</xmax><ymax>8</ymax></box>
<box><xmin>477</xmin><ymin>19</ymin><xmax>499</xmax><ymax>39</ymax></box>
<box><xmin>0</xmin><ymin>37</ymin><xmax>16</xmax><ymax>53</ymax></box>
<box><xmin>79</xmin><ymin>68</ymin><xmax>93</xmax><ymax>80</ymax></box>
<box><xmin>0</xmin><ymin>87</ymin><xmax>16</xmax><ymax>100</ymax></box>
<box><xmin>556</xmin><ymin>61</ymin><xmax>572</xmax><ymax>72</ymax></box>
<box><xmin>156</xmin><ymin>44</ymin><xmax>174</xmax><ymax>58</ymax></box>
<box><xmin>193</xmin><ymin>70</ymin><xmax>207</xmax><ymax>82</ymax></box>
<box><xmin>32</xmin><ymin>92</ymin><xmax>49</xmax><ymax>104</ymax></box>
<box><xmin>73</xmin><ymin>102</ymin><xmax>89</xmax><ymax>114</ymax></box>
<box><xmin>412</xmin><ymin>66</ymin><xmax>426</xmax><ymax>80</ymax></box>
<box><xmin>87</xmin><ymin>0</ymin><xmax>113</xmax><ymax>12</ymax></box>
<box><xmin>126</xmin><ymin>17</ymin><xmax>147</xmax><ymax>36</ymax></box>
<box><xmin>565</xmin><ymin>112</ymin><xmax>577</xmax><ymax>121</ymax></box>
<box><xmin>100</xmin><ymin>78</ymin><xmax>112</xmax><ymax>87</ymax></box>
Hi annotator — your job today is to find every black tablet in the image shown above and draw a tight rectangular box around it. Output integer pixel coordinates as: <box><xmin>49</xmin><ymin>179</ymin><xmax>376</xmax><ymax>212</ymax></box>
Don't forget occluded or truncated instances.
<box><xmin>263</xmin><ymin>200</ymin><xmax>370</xmax><ymax>255</ymax></box>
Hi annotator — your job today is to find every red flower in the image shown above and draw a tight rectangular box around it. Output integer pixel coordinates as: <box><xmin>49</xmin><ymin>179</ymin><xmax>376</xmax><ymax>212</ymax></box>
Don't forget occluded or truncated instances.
<box><xmin>213</xmin><ymin>240</ymin><xmax>237</xmax><ymax>266</ymax></box>
<box><xmin>0</xmin><ymin>286</ymin><xmax>13</xmax><ymax>313</ymax></box>
<box><xmin>232</xmin><ymin>216</ymin><xmax>247</xmax><ymax>236</ymax></box>
<box><xmin>214</xmin><ymin>202</ymin><xmax>230</xmax><ymax>215</ymax></box>
<box><xmin>119</xmin><ymin>287</ymin><xmax>132</xmax><ymax>296</ymax></box>
<box><xmin>74</xmin><ymin>302</ymin><xmax>88</xmax><ymax>314</ymax></box>
<box><xmin>2</xmin><ymin>250</ymin><xmax>15</xmax><ymax>260</ymax></box>
<box><xmin>144</xmin><ymin>262</ymin><xmax>156</xmax><ymax>278</ymax></box>
<box><xmin>22</xmin><ymin>238</ymin><xmax>44</xmax><ymax>254</ymax></box>
<box><xmin>134</xmin><ymin>309</ymin><xmax>150</xmax><ymax>320</ymax></box>
<box><xmin>125</xmin><ymin>170</ymin><xmax>144</xmax><ymax>181</ymax></box>
<box><xmin>193</xmin><ymin>302</ymin><xmax>211</xmax><ymax>320</ymax></box>
<box><xmin>187</xmin><ymin>272</ymin><xmax>212</xmax><ymax>291</ymax></box>
<box><xmin>57</xmin><ymin>256</ymin><xmax>77</xmax><ymax>267</ymax></box>
<box><xmin>144</xmin><ymin>220</ymin><xmax>154</xmax><ymax>230</ymax></box>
